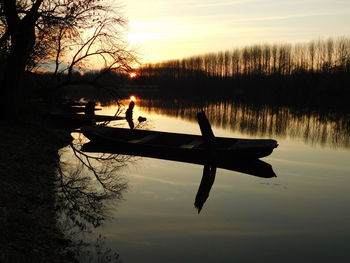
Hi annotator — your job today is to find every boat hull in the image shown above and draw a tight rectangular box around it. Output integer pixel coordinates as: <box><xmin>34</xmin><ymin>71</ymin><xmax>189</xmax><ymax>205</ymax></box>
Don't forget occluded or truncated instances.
<box><xmin>81</xmin><ymin>126</ymin><xmax>278</xmax><ymax>160</ymax></box>
<box><xmin>81</xmin><ymin>141</ymin><xmax>276</xmax><ymax>178</ymax></box>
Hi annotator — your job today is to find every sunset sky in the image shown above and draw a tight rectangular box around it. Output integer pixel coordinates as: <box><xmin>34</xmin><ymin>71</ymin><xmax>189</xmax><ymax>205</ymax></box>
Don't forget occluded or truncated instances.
<box><xmin>123</xmin><ymin>0</ymin><xmax>350</xmax><ymax>63</ymax></box>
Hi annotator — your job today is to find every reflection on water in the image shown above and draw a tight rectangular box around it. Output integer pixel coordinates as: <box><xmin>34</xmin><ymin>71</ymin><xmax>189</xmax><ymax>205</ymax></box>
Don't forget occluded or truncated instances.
<box><xmin>137</xmin><ymin>99</ymin><xmax>350</xmax><ymax>148</ymax></box>
<box><xmin>58</xmin><ymin>137</ymin><xmax>279</xmax><ymax>262</ymax></box>
<box><xmin>82</xmin><ymin>141</ymin><xmax>277</xmax><ymax>214</ymax></box>
<box><xmin>57</xmin><ymin>131</ymin><xmax>279</xmax><ymax>257</ymax></box>
<box><xmin>56</xmin><ymin>138</ymin><xmax>130</xmax><ymax>262</ymax></box>
<box><xmin>193</xmin><ymin>159</ymin><xmax>278</xmax><ymax>213</ymax></box>
<box><xmin>194</xmin><ymin>164</ymin><xmax>216</xmax><ymax>213</ymax></box>
<box><xmin>57</xmin><ymin>147</ymin><xmax>128</xmax><ymax>230</ymax></box>
<box><xmin>56</xmin><ymin>97</ymin><xmax>350</xmax><ymax>263</ymax></box>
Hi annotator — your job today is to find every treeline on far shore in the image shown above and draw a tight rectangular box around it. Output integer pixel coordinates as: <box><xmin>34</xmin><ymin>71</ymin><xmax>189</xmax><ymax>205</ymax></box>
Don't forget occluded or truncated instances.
<box><xmin>134</xmin><ymin>37</ymin><xmax>350</xmax><ymax>111</ymax></box>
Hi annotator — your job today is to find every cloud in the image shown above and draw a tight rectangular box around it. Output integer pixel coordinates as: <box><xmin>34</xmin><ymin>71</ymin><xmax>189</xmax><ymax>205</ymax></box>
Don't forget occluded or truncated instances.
<box><xmin>230</xmin><ymin>10</ymin><xmax>350</xmax><ymax>23</ymax></box>
<box><xmin>195</xmin><ymin>0</ymin><xmax>255</xmax><ymax>8</ymax></box>
<box><xmin>124</xmin><ymin>0</ymin><xmax>350</xmax><ymax>62</ymax></box>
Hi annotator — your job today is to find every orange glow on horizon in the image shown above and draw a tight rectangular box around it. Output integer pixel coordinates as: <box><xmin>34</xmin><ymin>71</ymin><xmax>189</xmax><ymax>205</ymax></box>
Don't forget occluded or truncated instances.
<box><xmin>129</xmin><ymin>72</ymin><xmax>138</xmax><ymax>79</ymax></box>
<box><xmin>130</xmin><ymin>96</ymin><xmax>137</xmax><ymax>102</ymax></box>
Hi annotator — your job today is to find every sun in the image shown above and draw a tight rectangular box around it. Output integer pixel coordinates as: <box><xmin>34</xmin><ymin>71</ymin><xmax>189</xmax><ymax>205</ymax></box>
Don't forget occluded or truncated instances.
<box><xmin>130</xmin><ymin>96</ymin><xmax>137</xmax><ymax>102</ymax></box>
<box><xmin>129</xmin><ymin>72</ymin><xmax>137</xmax><ymax>79</ymax></box>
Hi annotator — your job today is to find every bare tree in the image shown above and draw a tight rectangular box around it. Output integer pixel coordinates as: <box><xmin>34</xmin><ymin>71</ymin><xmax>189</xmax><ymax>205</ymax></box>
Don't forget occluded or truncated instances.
<box><xmin>0</xmin><ymin>0</ymin><xmax>135</xmax><ymax>119</ymax></box>
<box><xmin>140</xmin><ymin>37</ymin><xmax>350</xmax><ymax>80</ymax></box>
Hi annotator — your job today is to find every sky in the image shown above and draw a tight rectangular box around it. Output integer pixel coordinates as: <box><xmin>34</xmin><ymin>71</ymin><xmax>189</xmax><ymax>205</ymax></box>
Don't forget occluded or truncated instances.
<box><xmin>122</xmin><ymin>0</ymin><xmax>350</xmax><ymax>63</ymax></box>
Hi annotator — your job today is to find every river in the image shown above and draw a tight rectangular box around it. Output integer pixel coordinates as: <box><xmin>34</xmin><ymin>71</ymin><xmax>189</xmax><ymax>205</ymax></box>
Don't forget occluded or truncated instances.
<box><xmin>58</xmin><ymin>97</ymin><xmax>350</xmax><ymax>263</ymax></box>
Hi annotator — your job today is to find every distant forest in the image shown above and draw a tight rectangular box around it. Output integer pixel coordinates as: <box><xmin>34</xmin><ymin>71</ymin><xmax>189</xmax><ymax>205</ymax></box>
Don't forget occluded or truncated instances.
<box><xmin>136</xmin><ymin>37</ymin><xmax>350</xmax><ymax>111</ymax></box>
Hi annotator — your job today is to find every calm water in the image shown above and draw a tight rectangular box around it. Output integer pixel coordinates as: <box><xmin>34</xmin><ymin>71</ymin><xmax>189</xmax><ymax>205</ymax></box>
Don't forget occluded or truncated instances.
<box><xmin>59</xmin><ymin>98</ymin><xmax>350</xmax><ymax>263</ymax></box>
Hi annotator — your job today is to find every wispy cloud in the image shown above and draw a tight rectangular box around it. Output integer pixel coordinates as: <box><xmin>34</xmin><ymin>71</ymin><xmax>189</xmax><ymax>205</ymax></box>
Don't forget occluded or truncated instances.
<box><xmin>230</xmin><ymin>10</ymin><xmax>350</xmax><ymax>23</ymax></box>
<box><xmin>124</xmin><ymin>0</ymin><xmax>350</xmax><ymax>62</ymax></box>
<box><xmin>194</xmin><ymin>0</ymin><xmax>255</xmax><ymax>8</ymax></box>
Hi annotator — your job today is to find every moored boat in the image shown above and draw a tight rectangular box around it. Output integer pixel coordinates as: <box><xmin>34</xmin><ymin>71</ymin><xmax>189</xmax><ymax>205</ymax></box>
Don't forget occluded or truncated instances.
<box><xmin>48</xmin><ymin>112</ymin><xmax>124</xmax><ymax>126</ymax></box>
<box><xmin>81</xmin><ymin>126</ymin><xmax>278</xmax><ymax>160</ymax></box>
<box><xmin>81</xmin><ymin>141</ymin><xmax>276</xmax><ymax>178</ymax></box>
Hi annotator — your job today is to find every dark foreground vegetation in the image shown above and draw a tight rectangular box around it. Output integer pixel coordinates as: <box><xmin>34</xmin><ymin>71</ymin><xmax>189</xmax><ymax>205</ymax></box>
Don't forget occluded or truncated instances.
<box><xmin>136</xmin><ymin>37</ymin><xmax>350</xmax><ymax>111</ymax></box>
<box><xmin>0</xmin><ymin>116</ymin><xmax>73</xmax><ymax>262</ymax></box>
<box><xmin>0</xmin><ymin>1</ymin><xmax>132</xmax><ymax>261</ymax></box>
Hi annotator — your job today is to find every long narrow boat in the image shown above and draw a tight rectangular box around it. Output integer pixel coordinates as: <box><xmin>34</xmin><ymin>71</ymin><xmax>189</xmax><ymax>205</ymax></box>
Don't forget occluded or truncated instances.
<box><xmin>81</xmin><ymin>126</ymin><xmax>278</xmax><ymax>160</ymax></box>
<box><xmin>48</xmin><ymin>113</ymin><xmax>125</xmax><ymax>128</ymax></box>
<box><xmin>81</xmin><ymin>141</ymin><xmax>276</xmax><ymax>178</ymax></box>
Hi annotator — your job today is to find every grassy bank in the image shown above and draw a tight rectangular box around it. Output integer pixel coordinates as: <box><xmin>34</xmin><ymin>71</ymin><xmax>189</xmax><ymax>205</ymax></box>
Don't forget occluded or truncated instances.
<box><xmin>0</xmin><ymin>117</ymin><xmax>73</xmax><ymax>262</ymax></box>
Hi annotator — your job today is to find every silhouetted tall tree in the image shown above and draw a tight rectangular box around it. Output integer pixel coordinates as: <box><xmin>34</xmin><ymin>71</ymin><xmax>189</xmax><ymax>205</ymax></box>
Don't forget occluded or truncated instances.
<box><xmin>1</xmin><ymin>0</ymin><xmax>43</xmax><ymax>118</ymax></box>
<box><xmin>0</xmin><ymin>0</ymin><xmax>134</xmax><ymax>119</ymax></box>
<box><xmin>139</xmin><ymin>37</ymin><xmax>350</xmax><ymax>79</ymax></box>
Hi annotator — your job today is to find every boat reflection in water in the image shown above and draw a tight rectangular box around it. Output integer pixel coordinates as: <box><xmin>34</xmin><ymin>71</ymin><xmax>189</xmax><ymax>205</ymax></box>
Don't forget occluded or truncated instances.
<box><xmin>194</xmin><ymin>159</ymin><xmax>275</xmax><ymax>213</ymax></box>
<box><xmin>81</xmin><ymin>142</ymin><xmax>276</xmax><ymax>213</ymax></box>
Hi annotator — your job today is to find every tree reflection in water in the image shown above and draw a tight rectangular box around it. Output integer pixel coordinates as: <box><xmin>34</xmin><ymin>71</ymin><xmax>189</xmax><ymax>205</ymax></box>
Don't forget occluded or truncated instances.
<box><xmin>56</xmin><ymin>137</ymin><xmax>132</xmax><ymax>262</ymax></box>
<box><xmin>138</xmin><ymin>99</ymin><xmax>350</xmax><ymax>148</ymax></box>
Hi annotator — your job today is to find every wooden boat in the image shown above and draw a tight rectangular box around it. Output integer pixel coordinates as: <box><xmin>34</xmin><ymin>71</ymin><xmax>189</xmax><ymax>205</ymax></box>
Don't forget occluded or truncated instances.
<box><xmin>50</xmin><ymin>112</ymin><xmax>124</xmax><ymax>123</ymax></box>
<box><xmin>81</xmin><ymin>126</ymin><xmax>278</xmax><ymax>160</ymax></box>
<box><xmin>64</xmin><ymin>106</ymin><xmax>102</xmax><ymax>113</ymax></box>
<box><xmin>82</xmin><ymin>141</ymin><xmax>276</xmax><ymax>178</ymax></box>
<box><xmin>48</xmin><ymin>113</ymin><xmax>124</xmax><ymax>128</ymax></box>
<box><xmin>59</xmin><ymin>100</ymin><xmax>102</xmax><ymax>113</ymax></box>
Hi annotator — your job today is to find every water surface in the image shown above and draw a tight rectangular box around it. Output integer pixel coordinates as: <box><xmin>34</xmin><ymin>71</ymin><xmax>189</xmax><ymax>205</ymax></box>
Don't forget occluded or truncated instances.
<box><xmin>60</xmin><ymin>98</ymin><xmax>350</xmax><ymax>262</ymax></box>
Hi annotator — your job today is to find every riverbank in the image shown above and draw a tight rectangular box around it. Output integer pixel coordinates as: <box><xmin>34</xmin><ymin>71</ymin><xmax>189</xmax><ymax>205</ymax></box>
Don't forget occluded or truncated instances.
<box><xmin>0</xmin><ymin>117</ymin><xmax>73</xmax><ymax>262</ymax></box>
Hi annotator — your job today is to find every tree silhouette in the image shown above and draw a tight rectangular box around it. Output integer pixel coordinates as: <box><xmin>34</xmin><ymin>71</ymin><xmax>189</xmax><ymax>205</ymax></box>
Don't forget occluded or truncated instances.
<box><xmin>139</xmin><ymin>37</ymin><xmax>350</xmax><ymax>79</ymax></box>
<box><xmin>0</xmin><ymin>0</ymin><xmax>135</xmax><ymax>119</ymax></box>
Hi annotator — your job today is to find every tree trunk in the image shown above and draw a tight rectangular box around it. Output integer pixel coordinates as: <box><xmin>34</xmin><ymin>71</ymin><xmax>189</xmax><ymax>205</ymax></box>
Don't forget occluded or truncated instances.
<box><xmin>1</xmin><ymin>29</ymin><xmax>35</xmax><ymax>120</ymax></box>
<box><xmin>0</xmin><ymin>0</ymin><xmax>42</xmax><ymax>120</ymax></box>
